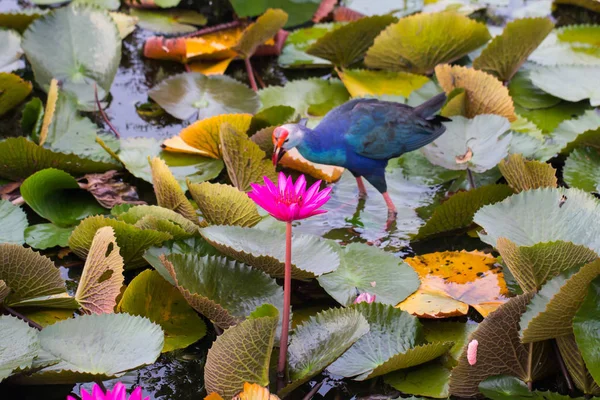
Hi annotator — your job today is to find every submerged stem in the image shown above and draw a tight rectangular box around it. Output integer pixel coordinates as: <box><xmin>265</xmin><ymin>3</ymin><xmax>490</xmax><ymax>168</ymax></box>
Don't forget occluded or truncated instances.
<box><xmin>277</xmin><ymin>221</ymin><xmax>293</xmax><ymax>391</ymax></box>
<box><xmin>2</xmin><ymin>306</ymin><xmax>42</xmax><ymax>330</ymax></box>
<box><xmin>466</xmin><ymin>168</ymin><xmax>476</xmax><ymax>190</ymax></box>
<box><xmin>527</xmin><ymin>342</ymin><xmax>534</xmax><ymax>391</ymax></box>
<box><xmin>554</xmin><ymin>339</ymin><xmax>574</xmax><ymax>393</ymax></box>
<box><xmin>245</xmin><ymin>57</ymin><xmax>258</xmax><ymax>91</ymax></box>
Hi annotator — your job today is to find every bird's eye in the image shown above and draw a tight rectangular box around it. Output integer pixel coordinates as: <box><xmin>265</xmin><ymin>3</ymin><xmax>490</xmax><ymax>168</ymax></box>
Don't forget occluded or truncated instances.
<box><xmin>284</xmin><ymin>138</ymin><xmax>289</xmax><ymax>143</ymax></box>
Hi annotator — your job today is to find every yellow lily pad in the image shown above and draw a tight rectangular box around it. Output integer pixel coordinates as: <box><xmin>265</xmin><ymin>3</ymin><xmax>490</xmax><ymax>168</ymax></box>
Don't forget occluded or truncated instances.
<box><xmin>339</xmin><ymin>69</ymin><xmax>430</xmax><ymax>98</ymax></box>
<box><xmin>280</xmin><ymin>148</ymin><xmax>344</xmax><ymax>183</ymax></box>
<box><xmin>149</xmin><ymin>157</ymin><xmax>196</xmax><ymax>222</ymax></box>
<box><xmin>498</xmin><ymin>153</ymin><xmax>557</xmax><ymax>193</ymax></box>
<box><xmin>0</xmin><ymin>72</ymin><xmax>32</xmax><ymax>117</ymax></box>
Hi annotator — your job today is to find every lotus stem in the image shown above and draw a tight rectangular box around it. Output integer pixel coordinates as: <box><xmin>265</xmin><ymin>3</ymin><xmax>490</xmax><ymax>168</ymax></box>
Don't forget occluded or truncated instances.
<box><xmin>554</xmin><ymin>339</ymin><xmax>574</xmax><ymax>393</ymax></box>
<box><xmin>302</xmin><ymin>378</ymin><xmax>326</xmax><ymax>400</ymax></box>
<box><xmin>466</xmin><ymin>168</ymin><xmax>476</xmax><ymax>190</ymax></box>
<box><xmin>527</xmin><ymin>342</ymin><xmax>534</xmax><ymax>391</ymax></box>
<box><xmin>253</xmin><ymin>67</ymin><xmax>266</xmax><ymax>89</ymax></box>
<box><xmin>94</xmin><ymin>84</ymin><xmax>120</xmax><ymax>139</ymax></box>
<box><xmin>277</xmin><ymin>221</ymin><xmax>293</xmax><ymax>390</ymax></box>
<box><xmin>2</xmin><ymin>306</ymin><xmax>43</xmax><ymax>330</ymax></box>
<box><xmin>245</xmin><ymin>58</ymin><xmax>259</xmax><ymax>92</ymax></box>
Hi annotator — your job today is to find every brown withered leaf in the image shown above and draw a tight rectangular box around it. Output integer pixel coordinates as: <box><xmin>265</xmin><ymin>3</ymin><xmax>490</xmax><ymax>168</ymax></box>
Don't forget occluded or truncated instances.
<box><xmin>499</xmin><ymin>154</ymin><xmax>557</xmax><ymax>193</ymax></box>
<box><xmin>78</xmin><ymin>170</ymin><xmax>146</xmax><ymax>209</ymax></box>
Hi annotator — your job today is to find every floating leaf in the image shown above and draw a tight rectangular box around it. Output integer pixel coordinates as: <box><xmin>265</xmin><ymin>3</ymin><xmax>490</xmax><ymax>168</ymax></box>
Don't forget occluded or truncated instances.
<box><xmin>414</xmin><ymin>184</ymin><xmax>513</xmax><ymax>241</ymax></box>
<box><xmin>20</xmin><ymin>169</ymin><xmax>106</xmax><ymax>227</ymax></box>
<box><xmin>258</xmin><ymin>78</ymin><xmax>350</xmax><ymax>118</ymax></box>
<box><xmin>0</xmin><ymin>9</ymin><xmax>47</xmax><ymax>33</ymax></box>
<box><xmin>149</xmin><ymin>157</ymin><xmax>196</xmax><ymax>222</ymax></box>
<box><xmin>551</xmin><ymin>109</ymin><xmax>600</xmax><ymax>152</ymax></box>
<box><xmin>497</xmin><ymin>239</ymin><xmax>598</xmax><ymax>293</ymax></box>
<box><xmin>529</xmin><ymin>29</ymin><xmax>600</xmax><ymax>66</ymax></box>
<box><xmin>339</xmin><ymin>69</ymin><xmax>430</xmax><ymax>98</ymax></box>
<box><xmin>0</xmin><ymin>137</ymin><xmax>119</xmax><ymax>181</ymax></box>
<box><xmin>516</xmin><ymin>101</ymin><xmax>592</xmax><ymax>136</ymax></box>
<box><xmin>0</xmin><ymin>200</ymin><xmax>27</xmax><ymax>245</ymax></box>
<box><xmin>399</xmin><ymin>251</ymin><xmax>509</xmax><ymax>318</ymax></box>
<box><xmin>200</xmin><ymin>225</ymin><xmax>339</xmax><ymax>279</ymax></box>
<box><xmin>474</xmin><ymin>188</ymin><xmax>600</xmax><ymax>254</ymax></box>
<box><xmin>220</xmin><ymin>124</ymin><xmax>277</xmax><ymax>192</ymax></box>
<box><xmin>25</xmin><ymin>224</ymin><xmax>73</xmax><ymax>250</ymax></box>
<box><xmin>435</xmin><ymin>65</ymin><xmax>516</xmax><ymax>122</ymax></box>
<box><xmin>519</xmin><ymin>260</ymin><xmax>600</xmax><ymax>343</ymax></box>
<box><xmin>21</xmin><ymin>97</ymin><xmax>44</xmax><ymax>139</ymax></box>
<box><xmin>250</xmin><ymin>106</ymin><xmax>295</xmax><ymax>133</ymax></box>
<box><xmin>0</xmin><ymin>315</ymin><xmax>40</xmax><ymax>383</ymax></box>
<box><xmin>188</xmin><ymin>182</ymin><xmax>261</xmax><ymax>227</ymax></box>
<box><xmin>556</xmin><ymin>334</ymin><xmax>600</xmax><ymax>395</ymax></box>
<box><xmin>117</xmin><ymin>269</ymin><xmax>206</xmax><ymax>352</ymax></box>
<box><xmin>422</xmin><ymin>321</ymin><xmax>478</xmax><ymax>365</ymax></box>
<box><xmin>130</xmin><ymin>9</ymin><xmax>206</xmax><ymax>34</ymax></box>
<box><xmin>279</xmin><ymin>148</ymin><xmax>344</xmax><ymax>183</ymax></box>
<box><xmin>282</xmin><ymin>307</ymin><xmax>369</xmax><ymax>396</ymax></box>
<box><xmin>0</xmin><ymin>244</ymin><xmax>74</xmax><ymax>309</ymax></box>
<box><xmin>110</xmin><ymin>12</ymin><xmax>138</xmax><ymax>39</ymax></box>
<box><xmin>0</xmin><ymin>72</ymin><xmax>32</xmax><ymax>117</ymax></box>
<box><xmin>422</xmin><ymin>114</ymin><xmax>511</xmax><ymax>173</ymax></box>
<box><xmin>365</xmin><ymin>12</ymin><xmax>490</xmax><ymax>74</ymax></box>
<box><xmin>473</xmin><ymin>18</ymin><xmax>554</xmax><ymax>82</ymax></box>
<box><xmin>394</xmin><ymin>151</ymin><xmax>464</xmax><ymax>186</ymax></box>
<box><xmin>29</xmin><ymin>313</ymin><xmax>163</xmax><ymax>384</ymax></box>
<box><xmin>305</xmin><ymin>15</ymin><xmax>396</xmax><ymax>67</ymax></box>
<box><xmin>22</xmin><ymin>4</ymin><xmax>121</xmax><ymax>105</ymax></box>
<box><xmin>385</xmin><ymin>362</ymin><xmax>451</xmax><ymax>399</ymax></box>
<box><xmin>69</xmin><ymin>215</ymin><xmax>172</xmax><ymax>269</ymax></box>
<box><xmin>327</xmin><ymin>303</ymin><xmax>423</xmax><ymax>379</ymax></box>
<box><xmin>0</xmin><ymin>30</ymin><xmax>24</xmax><ymax>73</ymax></box>
<box><xmin>499</xmin><ymin>154</ymin><xmax>557</xmax><ymax>193</ymax></box>
<box><xmin>478</xmin><ymin>375</ymin><xmax>580</xmax><ymax>400</ymax></box>
<box><xmin>529</xmin><ymin>65</ymin><xmax>600</xmax><ymax>106</ymax></box>
<box><xmin>278</xmin><ymin>23</ymin><xmax>337</xmax><ymax>68</ymax></box>
<box><xmin>234</xmin><ymin>9</ymin><xmax>288</xmax><ymax>58</ymax></box>
<box><xmin>75</xmin><ymin>227</ymin><xmax>124</xmax><ymax>315</ymax></box>
<box><xmin>318</xmin><ymin>243</ymin><xmax>419</xmax><ymax>306</ymax></box>
<box><xmin>564</xmin><ymin>147</ymin><xmax>600</xmax><ymax>193</ymax></box>
<box><xmin>449</xmin><ymin>294</ymin><xmax>550</xmax><ymax>398</ymax></box>
<box><xmin>574</xmin><ymin>276</ymin><xmax>600</xmax><ymax>387</ymax></box>
<box><xmin>160</xmin><ymin>254</ymin><xmax>284</xmax><ymax>329</ymax></box>
<box><xmin>117</xmin><ymin>205</ymin><xmax>198</xmax><ymax>238</ymax></box>
<box><xmin>149</xmin><ymin>72</ymin><xmax>260</xmax><ymax>120</ymax></box>
<box><xmin>340</xmin><ymin>0</ymin><xmax>423</xmax><ymax>17</ymax></box>
<box><xmin>205</xmin><ymin>304</ymin><xmax>278</xmax><ymax>398</ymax></box>
<box><xmin>174</xmin><ymin>114</ymin><xmax>253</xmax><ymax>159</ymax></box>
<box><xmin>508</xmin><ymin>70</ymin><xmax>561</xmax><ymax>110</ymax></box>
<box><xmin>228</xmin><ymin>0</ymin><xmax>320</xmax><ymax>28</ymax></box>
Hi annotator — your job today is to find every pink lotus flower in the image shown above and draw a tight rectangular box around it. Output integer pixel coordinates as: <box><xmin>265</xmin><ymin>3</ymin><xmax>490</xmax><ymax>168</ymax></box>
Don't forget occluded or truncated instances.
<box><xmin>467</xmin><ymin>339</ymin><xmax>479</xmax><ymax>366</ymax></box>
<box><xmin>354</xmin><ymin>293</ymin><xmax>376</xmax><ymax>304</ymax></box>
<box><xmin>67</xmin><ymin>383</ymin><xmax>148</xmax><ymax>400</ymax></box>
<box><xmin>248</xmin><ymin>173</ymin><xmax>332</xmax><ymax>222</ymax></box>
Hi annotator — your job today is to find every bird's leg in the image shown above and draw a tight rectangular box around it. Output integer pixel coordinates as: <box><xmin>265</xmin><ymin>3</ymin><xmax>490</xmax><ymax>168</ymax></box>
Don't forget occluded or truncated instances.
<box><xmin>356</xmin><ymin>177</ymin><xmax>368</xmax><ymax>199</ymax></box>
<box><xmin>382</xmin><ymin>192</ymin><xmax>397</xmax><ymax>222</ymax></box>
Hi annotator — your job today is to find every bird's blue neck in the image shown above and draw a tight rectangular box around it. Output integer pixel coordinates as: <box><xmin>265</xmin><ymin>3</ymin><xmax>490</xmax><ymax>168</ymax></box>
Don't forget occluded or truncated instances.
<box><xmin>295</xmin><ymin>124</ymin><xmax>347</xmax><ymax>166</ymax></box>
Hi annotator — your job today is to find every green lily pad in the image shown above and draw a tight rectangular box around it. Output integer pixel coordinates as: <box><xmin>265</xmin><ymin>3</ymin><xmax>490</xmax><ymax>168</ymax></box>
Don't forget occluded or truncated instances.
<box><xmin>200</xmin><ymin>225</ymin><xmax>340</xmax><ymax>279</ymax></box>
<box><xmin>0</xmin><ymin>315</ymin><xmax>40</xmax><ymax>383</ymax></box>
<box><xmin>20</xmin><ymin>168</ymin><xmax>107</xmax><ymax>228</ymax></box>
<box><xmin>421</xmin><ymin>114</ymin><xmax>511</xmax><ymax>173</ymax></box>
<box><xmin>449</xmin><ymin>294</ymin><xmax>551</xmax><ymax>398</ymax></box>
<box><xmin>69</xmin><ymin>215</ymin><xmax>173</xmax><ymax>269</ymax></box>
<box><xmin>118</xmin><ymin>137</ymin><xmax>223</xmax><ymax>190</ymax></box>
<box><xmin>28</xmin><ymin>313</ymin><xmax>163</xmax><ymax>384</ymax></box>
<box><xmin>160</xmin><ymin>253</ymin><xmax>284</xmax><ymax>329</ymax></box>
<box><xmin>148</xmin><ymin>157</ymin><xmax>197</xmax><ymax>222</ymax></box>
<box><xmin>25</xmin><ymin>224</ymin><xmax>74</xmax><ymax>250</ymax></box>
<box><xmin>0</xmin><ymin>30</ymin><xmax>24</xmax><ymax>73</ymax></box>
<box><xmin>498</xmin><ymin>153</ymin><xmax>557</xmax><ymax>193</ymax></box>
<box><xmin>305</xmin><ymin>15</ymin><xmax>396</xmax><ymax>68</ymax></box>
<box><xmin>0</xmin><ymin>200</ymin><xmax>27</xmax><ymax>245</ymax></box>
<box><xmin>341</xmin><ymin>0</ymin><xmax>423</xmax><ymax>16</ymax></box>
<box><xmin>118</xmin><ymin>205</ymin><xmax>198</xmax><ymax>238</ymax></box>
<box><xmin>281</xmin><ymin>307</ymin><xmax>369</xmax><ymax>396</ymax></box>
<box><xmin>339</xmin><ymin>69</ymin><xmax>430</xmax><ymax>98</ymax></box>
<box><xmin>474</xmin><ymin>188</ymin><xmax>600</xmax><ymax>254</ymax></box>
<box><xmin>0</xmin><ymin>137</ymin><xmax>119</xmax><ymax>181</ymax></box>
<box><xmin>529</xmin><ymin>65</ymin><xmax>600</xmax><ymax>106</ymax></box>
<box><xmin>204</xmin><ymin>304</ymin><xmax>278</xmax><ymax>398</ymax></box>
<box><xmin>249</xmin><ymin>105</ymin><xmax>295</xmax><ymax>133</ymax></box>
<box><xmin>22</xmin><ymin>4</ymin><xmax>121</xmax><ymax>106</ymax></box>
<box><xmin>422</xmin><ymin>321</ymin><xmax>478</xmax><ymax>365</ymax></box>
<box><xmin>365</xmin><ymin>12</ymin><xmax>490</xmax><ymax>74</ymax></box>
<box><xmin>234</xmin><ymin>8</ymin><xmax>288</xmax><ymax>59</ymax></box>
<box><xmin>317</xmin><ymin>243</ymin><xmax>419</xmax><ymax>306</ymax></box>
<box><xmin>228</xmin><ymin>0</ymin><xmax>320</xmax><ymax>28</ymax></box>
<box><xmin>556</xmin><ymin>334</ymin><xmax>600</xmax><ymax>395</ymax></box>
<box><xmin>508</xmin><ymin>70</ymin><xmax>562</xmax><ymax>110</ymax></box>
<box><xmin>0</xmin><ymin>244</ymin><xmax>75</xmax><ymax>309</ymax></box>
<box><xmin>149</xmin><ymin>72</ymin><xmax>260</xmax><ymax>120</ymax></box>
<box><xmin>515</xmin><ymin>101</ymin><xmax>591</xmax><ymax>134</ymax></box>
<box><xmin>480</xmin><ymin>374</ymin><xmax>598</xmax><ymax>400</ymax></box>
<box><xmin>327</xmin><ymin>303</ymin><xmax>423</xmax><ymax>379</ymax></box>
<box><xmin>497</xmin><ymin>239</ymin><xmax>598</xmax><ymax>293</ymax></box>
<box><xmin>384</xmin><ymin>362</ymin><xmax>451</xmax><ymax>399</ymax></box>
<box><xmin>551</xmin><ymin>109</ymin><xmax>600</xmax><ymax>152</ymax></box>
<box><xmin>130</xmin><ymin>9</ymin><xmax>206</xmax><ymax>34</ymax></box>
<box><xmin>258</xmin><ymin>78</ymin><xmax>350</xmax><ymax>119</ymax></box>
<box><xmin>0</xmin><ymin>72</ymin><xmax>32</xmax><ymax>117</ymax></box>
<box><xmin>519</xmin><ymin>260</ymin><xmax>600</xmax><ymax>343</ymax></box>
<box><xmin>21</xmin><ymin>97</ymin><xmax>44</xmax><ymax>139</ymax></box>
<box><xmin>117</xmin><ymin>269</ymin><xmax>206</xmax><ymax>353</ymax></box>
<box><xmin>414</xmin><ymin>184</ymin><xmax>513</xmax><ymax>241</ymax></box>
<box><xmin>393</xmin><ymin>152</ymin><xmax>463</xmax><ymax>186</ymax></box>
<box><xmin>278</xmin><ymin>24</ymin><xmax>338</xmax><ymax>68</ymax></box>
<box><xmin>564</xmin><ymin>147</ymin><xmax>600</xmax><ymax>193</ymax></box>
<box><xmin>574</xmin><ymin>276</ymin><xmax>600</xmax><ymax>387</ymax></box>
<box><xmin>0</xmin><ymin>9</ymin><xmax>47</xmax><ymax>33</ymax></box>
<box><xmin>530</xmin><ymin>29</ymin><xmax>600</xmax><ymax>66</ymax></box>
<box><xmin>188</xmin><ymin>182</ymin><xmax>261</xmax><ymax>227</ymax></box>
<box><xmin>473</xmin><ymin>17</ymin><xmax>554</xmax><ymax>82</ymax></box>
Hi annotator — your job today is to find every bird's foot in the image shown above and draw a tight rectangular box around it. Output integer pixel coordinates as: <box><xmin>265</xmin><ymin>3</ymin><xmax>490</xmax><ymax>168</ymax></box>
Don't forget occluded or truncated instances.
<box><xmin>385</xmin><ymin>210</ymin><xmax>398</xmax><ymax>230</ymax></box>
<box><xmin>355</xmin><ymin>177</ymin><xmax>368</xmax><ymax>199</ymax></box>
<box><xmin>358</xmin><ymin>190</ymin><xmax>368</xmax><ymax>200</ymax></box>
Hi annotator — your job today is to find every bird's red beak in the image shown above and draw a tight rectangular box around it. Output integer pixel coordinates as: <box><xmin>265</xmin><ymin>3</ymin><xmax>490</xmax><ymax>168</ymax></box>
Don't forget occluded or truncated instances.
<box><xmin>272</xmin><ymin>128</ymin><xmax>289</xmax><ymax>166</ymax></box>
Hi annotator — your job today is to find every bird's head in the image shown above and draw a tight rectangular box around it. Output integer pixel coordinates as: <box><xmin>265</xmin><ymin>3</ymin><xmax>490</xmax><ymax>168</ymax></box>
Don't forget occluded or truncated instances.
<box><xmin>272</xmin><ymin>121</ymin><xmax>307</xmax><ymax>165</ymax></box>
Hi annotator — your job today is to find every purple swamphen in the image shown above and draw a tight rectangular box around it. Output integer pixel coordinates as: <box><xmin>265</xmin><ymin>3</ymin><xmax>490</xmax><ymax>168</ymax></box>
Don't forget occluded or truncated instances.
<box><xmin>272</xmin><ymin>92</ymin><xmax>450</xmax><ymax>223</ymax></box>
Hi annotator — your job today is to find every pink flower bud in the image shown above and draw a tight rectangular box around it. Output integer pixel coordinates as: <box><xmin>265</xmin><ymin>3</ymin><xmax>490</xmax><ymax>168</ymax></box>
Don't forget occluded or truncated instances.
<box><xmin>467</xmin><ymin>339</ymin><xmax>479</xmax><ymax>366</ymax></box>
<box><xmin>354</xmin><ymin>293</ymin><xmax>376</xmax><ymax>304</ymax></box>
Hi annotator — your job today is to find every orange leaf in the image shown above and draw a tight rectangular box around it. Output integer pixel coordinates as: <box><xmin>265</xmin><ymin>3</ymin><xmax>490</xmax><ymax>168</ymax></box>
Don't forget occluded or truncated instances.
<box><xmin>188</xmin><ymin>57</ymin><xmax>235</xmax><ymax>76</ymax></box>
<box><xmin>233</xmin><ymin>383</ymin><xmax>280</xmax><ymax>400</ymax></box>
<box><xmin>143</xmin><ymin>36</ymin><xmax>187</xmax><ymax>62</ymax></box>
<box><xmin>185</xmin><ymin>27</ymin><xmax>244</xmax><ymax>61</ymax></box>
<box><xmin>280</xmin><ymin>148</ymin><xmax>344</xmax><ymax>183</ymax></box>
<box><xmin>398</xmin><ymin>251</ymin><xmax>509</xmax><ymax>318</ymax></box>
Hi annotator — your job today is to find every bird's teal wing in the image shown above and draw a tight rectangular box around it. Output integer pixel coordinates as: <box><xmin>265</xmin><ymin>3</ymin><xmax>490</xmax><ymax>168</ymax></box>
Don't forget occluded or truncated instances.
<box><xmin>344</xmin><ymin>99</ymin><xmax>448</xmax><ymax>160</ymax></box>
